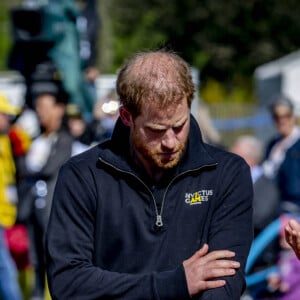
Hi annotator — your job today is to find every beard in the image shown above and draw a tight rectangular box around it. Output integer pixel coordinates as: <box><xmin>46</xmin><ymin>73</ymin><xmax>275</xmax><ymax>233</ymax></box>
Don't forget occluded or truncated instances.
<box><xmin>132</xmin><ymin>129</ymin><xmax>186</xmax><ymax>170</ymax></box>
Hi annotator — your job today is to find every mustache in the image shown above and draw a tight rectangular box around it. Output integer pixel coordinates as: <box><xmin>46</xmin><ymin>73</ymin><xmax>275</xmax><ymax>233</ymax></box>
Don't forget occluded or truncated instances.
<box><xmin>158</xmin><ymin>143</ymin><xmax>185</xmax><ymax>154</ymax></box>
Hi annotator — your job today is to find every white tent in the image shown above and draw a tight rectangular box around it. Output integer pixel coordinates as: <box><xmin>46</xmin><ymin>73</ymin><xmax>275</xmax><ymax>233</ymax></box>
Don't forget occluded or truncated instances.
<box><xmin>255</xmin><ymin>49</ymin><xmax>300</xmax><ymax>115</ymax></box>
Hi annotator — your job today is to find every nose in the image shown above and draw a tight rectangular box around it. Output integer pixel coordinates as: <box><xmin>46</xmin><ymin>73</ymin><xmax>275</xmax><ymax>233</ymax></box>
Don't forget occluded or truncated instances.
<box><xmin>161</xmin><ymin>129</ymin><xmax>177</xmax><ymax>149</ymax></box>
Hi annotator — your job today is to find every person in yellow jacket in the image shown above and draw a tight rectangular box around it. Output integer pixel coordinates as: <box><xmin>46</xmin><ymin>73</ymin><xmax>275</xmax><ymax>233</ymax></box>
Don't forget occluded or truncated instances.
<box><xmin>0</xmin><ymin>92</ymin><xmax>23</xmax><ymax>300</ymax></box>
<box><xmin>0</xmin><ymin>93</ymin><xmax>21</xmax><ymax>227</ymax></box>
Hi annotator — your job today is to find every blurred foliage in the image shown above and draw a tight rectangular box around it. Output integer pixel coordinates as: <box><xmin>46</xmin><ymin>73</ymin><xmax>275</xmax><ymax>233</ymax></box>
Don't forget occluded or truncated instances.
<box><xmin>1</xmin><ymin>0</ymin><xmax>300</xmax><ymax>104</ymax></box>
<box><xmin>0</xmin><ymin>0</ymin><xmax>22</xmax><ymax>70</ymax></box>
<box><xmin>0</xmin><ymin>3</ymin><xmax>13</xmax><ymax>70</ymax></box>
<box><xmin>200</xmin><ymin>77</ymin><xmax>255</xmax><ymax>104</ymax></box>
<box><xmin>111</xmin><ymin>0</ymin><xmax>300</xmax><ymax>79</ymax></box>
<box><xmin>110</xmin><ymin>0</ymin><xmax>300</xmax><ymax>103</ymax></box>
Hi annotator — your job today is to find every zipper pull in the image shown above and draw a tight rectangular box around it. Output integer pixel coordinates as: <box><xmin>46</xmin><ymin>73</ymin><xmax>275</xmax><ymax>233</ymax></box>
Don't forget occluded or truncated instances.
<box><xmin>156</xmin><ymin>215</ymin><xmax>163</xmax><ymax>227</ymax></box>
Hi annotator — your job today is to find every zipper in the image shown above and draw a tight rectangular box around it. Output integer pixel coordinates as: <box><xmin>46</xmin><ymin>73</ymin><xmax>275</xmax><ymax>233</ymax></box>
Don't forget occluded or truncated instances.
<box><xmin>157</xmin><ymin>164</ymin><xmax>217</xmax><ymax>228</ymax></box>
<box><xmin>98</xmin><ymin>157</ymin><xmax>217</xmax><ymax>229</ymax></box>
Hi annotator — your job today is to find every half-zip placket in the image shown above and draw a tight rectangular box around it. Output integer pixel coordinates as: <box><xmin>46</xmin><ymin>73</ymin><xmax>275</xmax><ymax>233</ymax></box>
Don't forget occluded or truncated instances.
<box><xmin>98</xmin><ymin>157</ymin><xmax>217</xmax><ymax>230</ymax></box>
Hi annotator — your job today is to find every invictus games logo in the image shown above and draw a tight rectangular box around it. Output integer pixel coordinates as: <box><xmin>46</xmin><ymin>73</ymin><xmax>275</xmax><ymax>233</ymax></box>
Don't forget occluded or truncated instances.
<box><xmin>185</xmin><ymin>190</ymin><xmax>213</xmax><ymax>205</ymax></box>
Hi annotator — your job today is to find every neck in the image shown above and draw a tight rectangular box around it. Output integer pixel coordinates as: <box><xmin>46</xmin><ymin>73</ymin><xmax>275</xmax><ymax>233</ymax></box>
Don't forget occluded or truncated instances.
<box><xmin>148</xmin><ymin>168</ymin><xmax>164</xmax><ymax>183</ymax></box>
<box><xmin>130</xmin><ymin>143</ymin><xmax>165</xmax><ymax>183</ymax></box>
<box><xmin>43</xmin><ymin>120</ymin><xmax>62</xmax><ymax>136</ymax></box>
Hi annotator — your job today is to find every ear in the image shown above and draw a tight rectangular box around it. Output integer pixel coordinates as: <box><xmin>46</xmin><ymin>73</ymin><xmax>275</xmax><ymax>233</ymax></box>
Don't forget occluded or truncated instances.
<box><xmin>119</xmin><ymin>106</ymin><xmax>133</xmax><ymax>127</ymax></box>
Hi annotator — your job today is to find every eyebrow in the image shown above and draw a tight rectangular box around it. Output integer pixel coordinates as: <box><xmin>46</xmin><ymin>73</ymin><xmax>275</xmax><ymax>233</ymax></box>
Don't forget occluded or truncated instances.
<box><xmin>146</xmin><ymin>116</ymin><xmax>188</xmax><ymax>130</ymax></box>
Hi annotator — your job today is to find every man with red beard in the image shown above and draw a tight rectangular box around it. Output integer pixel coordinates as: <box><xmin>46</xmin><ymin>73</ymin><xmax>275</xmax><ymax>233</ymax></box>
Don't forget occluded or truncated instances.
<box><xmin>45</xmin><ymin>50</ymin><xmax>253</xmax><ymax>299</ymax></box>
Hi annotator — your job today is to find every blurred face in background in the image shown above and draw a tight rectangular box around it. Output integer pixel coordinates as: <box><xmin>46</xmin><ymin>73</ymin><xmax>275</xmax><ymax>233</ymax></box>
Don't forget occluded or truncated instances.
<box><xmin>272</xmin><ymin>104</ymin><xmax>297</xmax><ymax>137</ymax></box>
<box><xmin>0</xmin><ymin>112</ymin><xmax>10</xmax><ymax>134</ymax></box>
<box><xmin>68</xmin><ymin>117</ymin><xmax>86</xmax><ymax>138</ymax></box>
<box><xmin>35</xmin><ymin>94</ymin><xmax>65</xmax><ymax>134</ymax></box>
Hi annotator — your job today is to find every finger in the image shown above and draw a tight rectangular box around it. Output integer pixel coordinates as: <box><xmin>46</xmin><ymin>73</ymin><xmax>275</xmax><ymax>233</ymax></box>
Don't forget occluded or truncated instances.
<box><xmin>285</xmin><ymin>233</ymin><xmax>296</xmax><ymax>250</ymax></box>
<box><xmin>291</xmin><ymin>233</ymin><xmax>300</xmax><ymax>259</ymax></box>
<box><xmin>285</xmin><ymin>227</ymin><xmax>293</xmax><ymax>243</ymax></box>
<box><xmin>289</xmin><ymin>219</ymin><xmax>300</xmax><ymax>231</ymax></box>
<box><xmin>197</xmin><ymin>243</ymin><xmax>209</xmax><ymax>256</ymax></box>
<box><xmin>204</xmin><ymin>266</ymin><xmax>238</xmax><ymax>279</ymax></box>
<box><xmin>285</xmin><ymin>227</ymin><xmax>300</xmax><ymax>259</ymax></box>
<box><xmin>189</xmin><ymin>244</ymin><xmax>209</xmax><ymax>263</ymax></box>
<box><xmin>203</xmin><ymin>249</ymin><xmax>236</xmax><ymax>263</ymax></box>
<box><xmin>284</xmin><ymin>225</ymin><xmax>292</xmax><ymax>234</ymax></box>
<box><xmin>202</xmin><ymin>279</ymin><xmax>226</xmax><ymax>290</ymax></box>
<box><xmin>286</xmin><ymin>227</ymin><xmax>300</xmax><ymax>244</ymax></box>
<box><xmin>187</xmin><ymin>278</ymin><xmax>227</xmax><ymax>296</ymax></box>
<box><xmin>214</xmin><ymin>259</ymin><xmax>240</xmax><ymax>269</ymax></box>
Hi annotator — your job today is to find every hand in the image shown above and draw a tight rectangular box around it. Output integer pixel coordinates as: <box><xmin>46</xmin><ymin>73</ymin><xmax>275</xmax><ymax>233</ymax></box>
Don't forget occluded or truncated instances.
<box><xmin>267</xmin><ymin>273</ymin><xmax>280</xmax><ymax>292</ymax></box>
<box><xmin>285</xmin><ymin>219</ymin><xmax>300</xmax><ymax>259</ymax></box>
<box><xmin>183</xmin><ymin>244</ymin><xmax>240</xmax><ymax>297</ymax></box>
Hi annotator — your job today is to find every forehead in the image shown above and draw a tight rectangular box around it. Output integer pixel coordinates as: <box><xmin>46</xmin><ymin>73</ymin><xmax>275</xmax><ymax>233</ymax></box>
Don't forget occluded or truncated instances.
<box><xmin>273</xmin><ymin>104</ymin><xmax>292</xmax><ymax>114</ymax></box>
<box><xmin>137</xmin><ymin>99</ymin><xmax>189</xmax><ymax>125</ymax></box>
<box><xmin>35</xmin><ymin>94</ymin><xmax>57</xmax><ymax>105</ymax></box>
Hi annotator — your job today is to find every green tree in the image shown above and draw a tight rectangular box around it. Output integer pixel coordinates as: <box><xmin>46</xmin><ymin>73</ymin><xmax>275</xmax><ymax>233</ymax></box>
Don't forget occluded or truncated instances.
<box><xmin>110</xmin><ymin>0</ymin><xmax>300</xmax><ymax>87</ymax></box>
<box><xmin>0</xmin><ymin>0</ymin><xmax>22</xmax><ymax>70</ymax></box>
<box><xmin>2</xmin><ymin>0</ymin><xmax>300</xmax><ymax>100</ymax></box>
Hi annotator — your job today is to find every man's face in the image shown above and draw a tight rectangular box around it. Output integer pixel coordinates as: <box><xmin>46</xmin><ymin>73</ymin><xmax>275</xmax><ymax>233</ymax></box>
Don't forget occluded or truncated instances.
<box><xmin>129</xmin><ymin>99</ymin><xmax>190</xmax><ymax>173</ymax></box>
<box><xmin>272</xmin><ymin>105</ymin><xmax>296</xmax><ymax>137</ymax></box>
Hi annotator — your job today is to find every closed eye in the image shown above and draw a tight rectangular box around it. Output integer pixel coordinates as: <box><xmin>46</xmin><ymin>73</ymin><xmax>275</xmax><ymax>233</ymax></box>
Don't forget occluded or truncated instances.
<box><xmin>147</xmin><ymin>128</ymin><xmax>166</xmax><ymax>135</ymax></box>
<box><xmin>173</xmin><ymin>124</ymin><xmax>184</xmax><ymax>134</ymax></box>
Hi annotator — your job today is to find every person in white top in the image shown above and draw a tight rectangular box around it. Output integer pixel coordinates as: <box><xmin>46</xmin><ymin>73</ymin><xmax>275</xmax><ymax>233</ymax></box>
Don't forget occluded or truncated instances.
<box><xmin>230</xmin><ymin>135</ymin><xmax>280</xmax><ymax>237</ymax></box>
<box><xmin>263</xmin><ymin>95</ymin><xmax>300</xmax><ymax>213</ymax></box>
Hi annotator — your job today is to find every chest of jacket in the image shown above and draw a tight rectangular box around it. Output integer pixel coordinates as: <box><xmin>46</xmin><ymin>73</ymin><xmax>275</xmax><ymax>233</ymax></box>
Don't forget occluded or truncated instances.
<box><xmin>93</xmin><ymin>166</ymin><xmax>219</xmax><ymax>273</ymax></box>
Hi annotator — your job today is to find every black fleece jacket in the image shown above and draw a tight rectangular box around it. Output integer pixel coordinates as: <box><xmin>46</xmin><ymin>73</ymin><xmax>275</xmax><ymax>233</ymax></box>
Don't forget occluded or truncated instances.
<box><xmin>45</xmin><ymin>115</ymin><xmax>253</xmax><ymax>300</ymax></box>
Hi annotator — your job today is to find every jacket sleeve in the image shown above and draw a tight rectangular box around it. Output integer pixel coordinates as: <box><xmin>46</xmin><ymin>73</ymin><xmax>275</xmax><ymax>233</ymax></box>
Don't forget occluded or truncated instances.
<box><xmin>198</xmin><ymin>154</ymin><xmax>254</xmax><ymax>300</ymax></box>
<box><xmin>45</xmin><ymin>160</ymin><xmax>190</xmax><ymax>300</ymax></box>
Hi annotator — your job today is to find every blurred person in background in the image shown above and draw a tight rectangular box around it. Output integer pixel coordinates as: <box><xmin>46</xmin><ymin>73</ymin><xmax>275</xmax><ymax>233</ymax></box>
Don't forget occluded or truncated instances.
<box><xmin>230</xmin><ymin>135</ymin><xmax>280</xmax><ymax>300</ymax></box>
<box><xmin>66</xmin><ymin>103</ymin><xmax>94</xmax><ymax>145</ymax></box>
<box><xmin>7</xmin><ymin>101</ymin><xmax>33</xmax><ymax>287</ymax></box>
<box><xmin>82</xmin><ymin>66</ymin><xmax>100</xmax><ymax>121</ymax></box>
<box><xmin>230</xmin><ymin>135</ymin><xmax>280</xmax><ymax>237</ymax></box>
<box><xmin>19</xmin><ymin>83</ymin><xmax>87</xmax><ymax>300</ymax></box>
<box><xmin>14</xmin><ymin>106</ymin><xmax>40</xmax><ymax>141</ymax></box>
<box><xmin>84</xmin><ymin>66</ymin><xmax>100</xmax><ymax>102</ymax></box>
<box><xmin>267</xmin><ymin>215</ymin><xmax>300</xmax><ymax>300</ymax></box>
<box><xmin>89</xmin><ymin>90</ymin><xmax>120</xmax><ymax>143</ymax></box>
<box><xmin>196</xmin><ymin>102</ymin><xmax>223</xmax><ymax>148</ymax></box>
<box><xmin>263</xmin><ymin>95</ymin><xmax>300</xmax><ymax>214</ymax></box>
<box><xmin>0</xmin><ymin>92</ymin><xmax>23</xmax><ymax>300</ymax></box>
